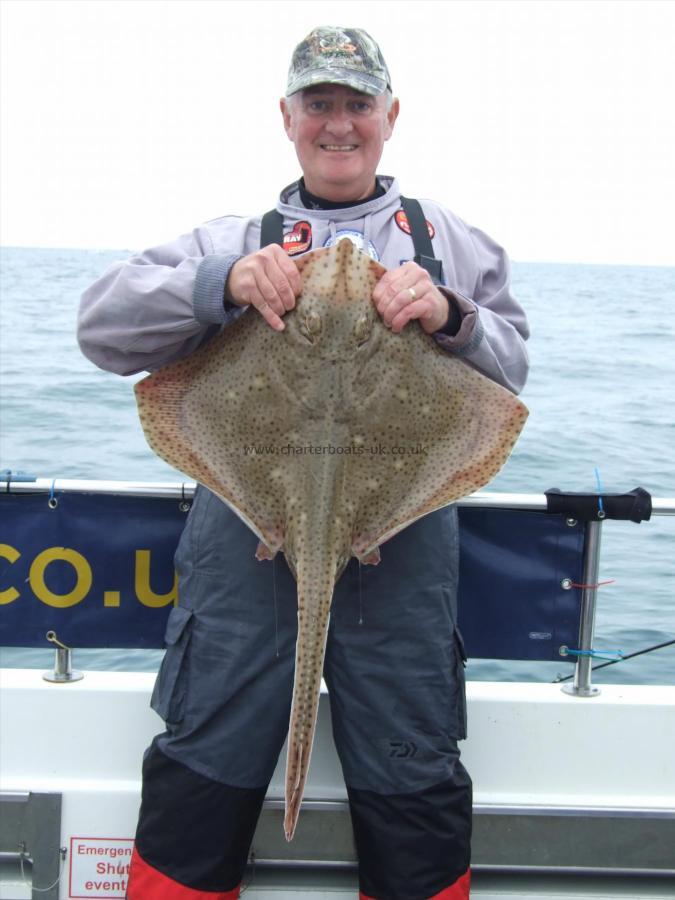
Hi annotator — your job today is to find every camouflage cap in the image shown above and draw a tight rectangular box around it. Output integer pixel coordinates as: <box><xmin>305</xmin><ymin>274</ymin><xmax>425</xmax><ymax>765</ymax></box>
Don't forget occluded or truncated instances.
<box><xmin>286</xmin><ymin>26</ymin><xmax>391</xmax><ymax>97</ymax></box>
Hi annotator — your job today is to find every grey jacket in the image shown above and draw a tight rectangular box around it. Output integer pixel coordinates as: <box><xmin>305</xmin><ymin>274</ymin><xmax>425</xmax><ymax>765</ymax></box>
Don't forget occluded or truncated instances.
<box><xmin>78</xmin><ymin>176</ymin><xmax>529</xmax><ymax>393</ymax></box>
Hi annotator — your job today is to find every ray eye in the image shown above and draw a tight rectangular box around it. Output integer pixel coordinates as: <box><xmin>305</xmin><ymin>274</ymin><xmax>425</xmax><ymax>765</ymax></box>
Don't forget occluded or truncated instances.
<box><xmin>354</xmin><ymin>315</ymin><xmax>371</xmax><ymax>345</ymax></box>
<box><xmin>299</xmin><ymin>312</ymin><xmax>322</xmax><ymax>342</ymax></box>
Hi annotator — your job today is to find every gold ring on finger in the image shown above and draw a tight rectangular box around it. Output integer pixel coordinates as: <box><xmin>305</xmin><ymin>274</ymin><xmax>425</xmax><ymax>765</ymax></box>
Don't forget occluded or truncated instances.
<box><xmin>408</xmin><ymin>287</ymin><xmax>416</xmax><ymax>301</ymax></box>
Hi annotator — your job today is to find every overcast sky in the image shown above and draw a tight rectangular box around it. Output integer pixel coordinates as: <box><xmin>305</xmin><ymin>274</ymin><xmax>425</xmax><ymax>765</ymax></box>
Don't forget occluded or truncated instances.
<box><xmin>2</xmin><ymin>0</ymin><xmax>674</xmax><ymax>265</ymax></box>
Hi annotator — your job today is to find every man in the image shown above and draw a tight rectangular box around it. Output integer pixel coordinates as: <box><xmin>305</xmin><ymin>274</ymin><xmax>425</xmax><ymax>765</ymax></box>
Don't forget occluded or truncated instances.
<box><xmin>79</xmin><ymin>26</ymin><xmax>529</xmax><ymax>900</ymax></box>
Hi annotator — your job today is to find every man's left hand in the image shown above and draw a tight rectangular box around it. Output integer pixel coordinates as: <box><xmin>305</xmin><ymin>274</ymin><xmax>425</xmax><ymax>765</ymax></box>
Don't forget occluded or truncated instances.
<box><xmin>372</xmin><ymin>261</ymin><xmax>450</xmax><ymax>334</ymax></box>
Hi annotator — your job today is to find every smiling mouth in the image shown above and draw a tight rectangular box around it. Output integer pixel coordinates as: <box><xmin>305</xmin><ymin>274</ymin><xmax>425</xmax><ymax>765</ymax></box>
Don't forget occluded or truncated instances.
<box><xmin>321</xmin><ymin>144</ymin><xmax>358</xmax><ymax>152</ymax></box>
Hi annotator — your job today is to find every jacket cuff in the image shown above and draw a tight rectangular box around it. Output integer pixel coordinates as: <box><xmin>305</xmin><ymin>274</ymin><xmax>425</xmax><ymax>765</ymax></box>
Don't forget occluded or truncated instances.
<box><xmin>433</xmin><ymin>288</ymin><xmax>483</xmax><ymax>357</ymax></box>
<box><xmin>193</xmin><ymin>254</ymin><xmax>243</xmax><ymax>324</ymax></box>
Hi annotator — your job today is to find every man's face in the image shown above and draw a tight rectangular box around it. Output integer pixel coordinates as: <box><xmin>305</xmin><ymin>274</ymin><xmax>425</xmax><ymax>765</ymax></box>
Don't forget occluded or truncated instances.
<box><xmin>280</xmin><ymin>84</ymin><xmax>399</xmax><ymax>203</ymax></box>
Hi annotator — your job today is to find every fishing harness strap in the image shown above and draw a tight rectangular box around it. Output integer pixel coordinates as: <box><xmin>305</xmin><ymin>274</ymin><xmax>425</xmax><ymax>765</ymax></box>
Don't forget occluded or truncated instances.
<box><xmin>260</xmin><ymin>197</ymin><xmax>444</xmax><ymax>285</ymax></box>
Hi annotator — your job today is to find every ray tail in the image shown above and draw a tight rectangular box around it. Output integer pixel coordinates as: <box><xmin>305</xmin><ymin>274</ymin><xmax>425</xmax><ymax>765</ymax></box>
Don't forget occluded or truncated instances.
<box><xmin>284</xmin><ymin>553</ymin><xmax>338</xmax><ymax>841</ymax></box>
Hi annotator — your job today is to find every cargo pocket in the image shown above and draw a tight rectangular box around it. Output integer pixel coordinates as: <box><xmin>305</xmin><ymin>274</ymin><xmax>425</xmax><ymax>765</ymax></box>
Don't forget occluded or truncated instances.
<box><xmin>453</xmin><ymin>626</ymin><xmax>468</xmax><ymax>741</ymax></box>
<box><xmin>150</xmin><ymin>606</ymin><xmax>194</xmax><ymax>726</ymax></box>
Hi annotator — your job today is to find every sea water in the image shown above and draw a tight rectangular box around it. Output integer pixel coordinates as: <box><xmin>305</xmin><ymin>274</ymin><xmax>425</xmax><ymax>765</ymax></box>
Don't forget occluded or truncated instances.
<box><xmin>1</xmin><ymin>247</ymin><xmax>674</xmax><ymax>684</ymax></box>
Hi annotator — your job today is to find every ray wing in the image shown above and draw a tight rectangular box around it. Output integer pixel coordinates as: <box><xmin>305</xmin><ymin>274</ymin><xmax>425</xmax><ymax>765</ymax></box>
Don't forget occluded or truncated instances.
<box><xmin>135</xmin><ymin>312</ymin><xmax>311</xmax><ymax>554</ymax></box>
<box><xmin>346</xmin><ymin>326</ymin><xmax>528</xmax><ymax>558</ymax></box>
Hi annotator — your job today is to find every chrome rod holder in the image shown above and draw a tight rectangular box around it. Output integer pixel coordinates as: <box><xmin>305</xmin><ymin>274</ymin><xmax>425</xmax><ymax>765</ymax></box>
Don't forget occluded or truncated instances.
<box><xmin>562</xmin><ymin>520</ymin><xmax>603</xmax><ymax>697</ymax></box>
<box><xmin>42</xmin><ymin>631</ymin><xmax>84</xmax><ymax>683</ymax></box>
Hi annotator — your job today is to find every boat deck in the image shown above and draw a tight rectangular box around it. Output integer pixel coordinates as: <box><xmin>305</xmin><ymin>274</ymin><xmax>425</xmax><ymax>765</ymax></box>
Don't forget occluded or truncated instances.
<box><xmin>1</xmin><ymin>670</ymin><xmax>674</xmax><ymax>899</ymax></box>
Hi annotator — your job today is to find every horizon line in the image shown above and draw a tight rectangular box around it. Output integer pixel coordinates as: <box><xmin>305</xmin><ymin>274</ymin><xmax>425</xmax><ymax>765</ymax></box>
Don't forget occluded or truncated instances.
<box><xmin>1</xmin><ymin>243</ymin><xmax>674</xmax><ymax>270</ymax></box>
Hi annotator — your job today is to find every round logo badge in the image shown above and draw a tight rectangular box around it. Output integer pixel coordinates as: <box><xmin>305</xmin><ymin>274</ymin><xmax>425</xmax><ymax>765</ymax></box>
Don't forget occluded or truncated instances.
<box><xmin>394</xmin><ymin>209</ymin><xmax>435</xmax><ymax>239</ymax></box>
<box><xmin>283</xmin><ymin>221</ymin><xmax>312</xmax><ymax>256</ymax></box>
<box><xmin>322</xmin><ymin>230</ymin><xmax>380</xmax><ymax>261</ymax></box>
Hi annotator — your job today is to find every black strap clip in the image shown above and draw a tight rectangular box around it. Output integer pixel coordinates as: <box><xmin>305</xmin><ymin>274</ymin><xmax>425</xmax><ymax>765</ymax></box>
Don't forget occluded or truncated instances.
<box><xmin>413</xmin><ymin>253</ymin><xmax>444</xmax><ymax>285</ymax></box>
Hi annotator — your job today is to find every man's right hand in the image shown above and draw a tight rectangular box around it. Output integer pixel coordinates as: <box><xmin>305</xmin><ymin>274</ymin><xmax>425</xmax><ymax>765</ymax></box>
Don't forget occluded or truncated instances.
<box><xmin>225</xmin><ymin>245</ymin><xmax>301</xmax><ymax>332</ymax></box>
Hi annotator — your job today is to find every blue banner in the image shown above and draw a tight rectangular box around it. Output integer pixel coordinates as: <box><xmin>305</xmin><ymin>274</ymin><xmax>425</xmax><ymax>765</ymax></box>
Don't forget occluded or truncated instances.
<box><xmin>0</xmin><ymin>490</ymin><xmax>583</xmax><ymax>660</ymax></box>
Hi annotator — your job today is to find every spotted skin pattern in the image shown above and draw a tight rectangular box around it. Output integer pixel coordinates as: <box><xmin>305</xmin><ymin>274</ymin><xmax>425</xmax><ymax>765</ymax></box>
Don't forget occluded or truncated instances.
<box><xmin>134</xmin><ymin>239</ymin><xmax>528</xmax><ymax>840</ymax></box>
